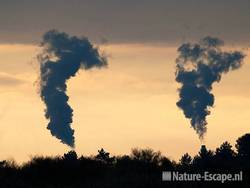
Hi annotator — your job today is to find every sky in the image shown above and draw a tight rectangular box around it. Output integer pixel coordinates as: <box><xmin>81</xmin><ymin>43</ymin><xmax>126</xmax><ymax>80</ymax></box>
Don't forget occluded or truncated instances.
<box><xmin>0</xmin><ymin>0</ymin><xmax>250</xmax><ymax>163</ymax></box>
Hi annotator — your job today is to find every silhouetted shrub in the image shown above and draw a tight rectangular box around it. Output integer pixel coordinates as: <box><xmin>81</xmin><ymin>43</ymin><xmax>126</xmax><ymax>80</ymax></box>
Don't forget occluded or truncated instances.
<box><xmin>131</xmin><ymin>148</ymin><xmax>162</xmax><ymax>165</ymax></box>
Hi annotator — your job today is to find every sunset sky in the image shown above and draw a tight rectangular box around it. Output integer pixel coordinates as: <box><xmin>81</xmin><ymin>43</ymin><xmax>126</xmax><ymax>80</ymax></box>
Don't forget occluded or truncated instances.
<box><xmin>0</xmin><ymin>0</ymin><xmax>250</xmax><ymax>163</ymax></box>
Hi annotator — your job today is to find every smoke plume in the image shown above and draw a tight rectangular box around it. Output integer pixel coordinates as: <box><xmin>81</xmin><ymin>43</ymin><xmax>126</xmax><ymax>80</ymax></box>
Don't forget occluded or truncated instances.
<box><xmin>175</xmin><ymin>37</ymin><xmax>244</xmax><ymax>139</ymax></box>
<box><xmin>38</xmin><ymin>30</ymin><xmax>107</xmax><ymax>147</ymax></box>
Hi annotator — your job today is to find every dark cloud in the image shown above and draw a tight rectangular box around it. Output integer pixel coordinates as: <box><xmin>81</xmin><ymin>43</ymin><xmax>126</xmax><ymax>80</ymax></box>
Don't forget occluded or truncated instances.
<box><xmin>38</xmin><ymin>30</ymin><xmax>107</xmax><ymax>147</ymax></box>
<box><xmin>175</xmin><ymin>36</ymin><xmax>245</xmax><ymax>139</ymax></box>
<box><xmin>0</xmin><ymin>0</ymin><xmax>249</xmax><ymax>45</ymax></box>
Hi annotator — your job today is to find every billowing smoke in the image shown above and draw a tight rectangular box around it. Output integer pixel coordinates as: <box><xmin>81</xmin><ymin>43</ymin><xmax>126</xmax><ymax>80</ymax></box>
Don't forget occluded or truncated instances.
<box><xmin>38</xmin><ymin>30</ymin><xmax>107</xmax><ymax>147</ymax></box>
<box><xmin>175</xmin><ymin>37</ymin><xmax>244</xmax><ymax>139</ymax></box>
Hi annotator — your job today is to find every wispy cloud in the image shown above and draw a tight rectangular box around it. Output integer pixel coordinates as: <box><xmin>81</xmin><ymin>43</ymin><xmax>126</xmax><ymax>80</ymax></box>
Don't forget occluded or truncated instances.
<box><xmin>0</xmin><ymin>72</ymin><xmax>26</xmax><ymax>86</ymax></box>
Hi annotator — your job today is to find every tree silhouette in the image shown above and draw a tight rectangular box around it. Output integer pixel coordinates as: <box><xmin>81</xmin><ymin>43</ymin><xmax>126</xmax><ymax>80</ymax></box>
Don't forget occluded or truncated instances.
<box><xmin>236</xmin><ymin>133</ymin><xmax>250</xmax><ymax>158</ymax></box>
<box><xmin>63</xmin><ymin>150</ymin><xmax>78</xmax><ymax>161</ymax></box>
<box><xmin>95</xmin><ymin>148</ymin><xmax>115</xmax><ymax>164</ymax></box>
<box><xmin>236</xmin><ymin>133</ymin><xmax>250</xmax><ymax>169</ymax></box>
<box><xmin>179</xmin><ymin>153</ymin><xmax>192</xmax><ymax>168</ymax></box>
<box><xmin>214</xmin><ymin>141</ymin><xmax>235</xmax><ymax>168</ymax></box>
<box><xmin>193</xmin><ymin>145</ymin><xmax>214</xmax><ymax>169</ymax></box>
<box><xmin>0</xmin><ymin>134</ymin><xmax>249</xmax><ymax>187</ymax></box>
<box><xmin>216</xmin><ymin>141</ymin><xmax>235</xmax><ymax>158</ymax></box>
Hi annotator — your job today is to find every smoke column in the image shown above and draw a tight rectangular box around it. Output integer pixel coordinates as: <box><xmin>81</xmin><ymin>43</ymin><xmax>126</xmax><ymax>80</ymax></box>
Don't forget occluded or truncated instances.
<box><xmin>175</xmin><ymin>37</ymin><xmax>244</xmax><ymax>139</ymax></box>
<box><xmin>38</xmin><ymin>30</ymin><xmax>107</xmax><ymax>147</ymax></box>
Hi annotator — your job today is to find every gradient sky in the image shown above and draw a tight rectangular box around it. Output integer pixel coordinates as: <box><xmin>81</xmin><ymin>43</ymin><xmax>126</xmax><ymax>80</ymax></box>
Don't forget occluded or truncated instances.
<box><xmin>0</xmin><ymin>0</ymin><xmax>250</xmax><ymax>163</ymax></box>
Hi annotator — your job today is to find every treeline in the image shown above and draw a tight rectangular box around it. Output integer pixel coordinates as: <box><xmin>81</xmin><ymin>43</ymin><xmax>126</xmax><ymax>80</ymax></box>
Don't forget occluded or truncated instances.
<box><xmin>1</xmin><ymin>134</ymin><xmax>250</xmax><ymax>188</ymax></box>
